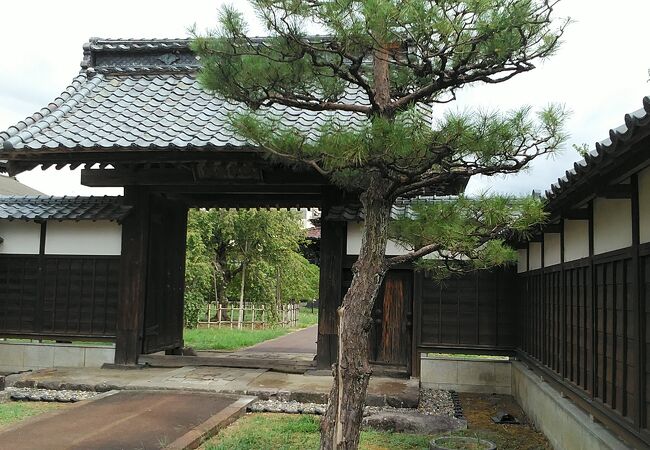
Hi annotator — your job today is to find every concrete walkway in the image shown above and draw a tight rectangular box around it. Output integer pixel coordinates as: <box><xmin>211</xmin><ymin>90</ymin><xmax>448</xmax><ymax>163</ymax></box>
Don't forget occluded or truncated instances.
<box><xmin>0</xmin><ymin>390</ymin><xmax>254</xmax><ymax>450</ymax></box>
<box><xmin>239</xmin><ymin>324</ymin><xmax>317</xmax><ymax>354</ymax></box>
<box><xmin>6</xmin><ymin>365</ymin><xmax>419</xmax><ymax>408</ymax></box>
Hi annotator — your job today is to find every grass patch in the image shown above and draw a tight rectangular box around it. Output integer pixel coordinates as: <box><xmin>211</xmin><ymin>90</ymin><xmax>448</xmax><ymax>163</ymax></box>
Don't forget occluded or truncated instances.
<box><xmin>186</xmin><ymin>305</ymin><xmax>319</xmax><ymax>351</ymax></box>
<box><xmin>202</xmin><ymin>413</ymin><xmax>432</xmax><ymax>450</ymax></box>
<box><xmin>202</xmin><ymin>393</ymin><xmax>552</xmax><ymax>450</ymax></box>
<box><xmin>184</xmin><ymin>327</ymin><xmax>289</xmax><ymax>351</ymax></box>
<box><xmin>0</xmin><ymin>402</ymin><xmax>66</xmax><ymax>429</ymax></box>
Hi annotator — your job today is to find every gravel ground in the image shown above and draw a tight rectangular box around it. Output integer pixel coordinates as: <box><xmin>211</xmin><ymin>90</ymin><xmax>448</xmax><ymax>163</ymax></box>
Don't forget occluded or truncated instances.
<box><xmin>418</xmin><ymin>388</ymin><xmax>455</xmax><ymax>416</ymax></box>
<box><xmin>248</xmin><ymin>388</ymin><xmax>456</xmax><ymax>418</ymax></box>
<box><xmin>5</xmin><ymin>387</ymin><xmax>99</xmax><ymax>403</ymax></box>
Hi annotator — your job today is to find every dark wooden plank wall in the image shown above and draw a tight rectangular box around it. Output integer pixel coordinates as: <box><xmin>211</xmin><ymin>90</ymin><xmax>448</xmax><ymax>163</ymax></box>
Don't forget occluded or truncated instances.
<box><xmin>418</xmin><ymin>267</ymin><xmax>516</xmax><ymax>352</ymax></box>
<box><xmin>0</xmin><ymin>254</ymin><xmax>119</xmax><ymax>339</ymax></box>
<box><xmin>141</xmin><ymin>197</ymin><xmax>188</xmax><ymax>354</ymax></box>
<box><xmin>518</xmin><ymin>248</ymin><xmax>649</xmax><ymax>444</ymax></box>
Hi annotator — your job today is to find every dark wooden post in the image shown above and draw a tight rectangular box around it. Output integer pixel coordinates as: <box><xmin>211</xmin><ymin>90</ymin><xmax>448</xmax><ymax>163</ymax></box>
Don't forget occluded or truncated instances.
<box><xmin>630</xmin><ymin>175</ymin><xmax>644</xmax><ymax>428</ymax></box>
<box><xmin>114</xmin><ymin>186</ymin><xmax>151</xmax><ymax>365</ymax></box>
<box><xmin>316</xmin><ymin>190</ymin><xmax>346</xmax><ymax>370</ymax></box>
<box><xmin>588</xmin><ymin>201</ymin><xmax>595</xmax><ymax>396</ymax></box>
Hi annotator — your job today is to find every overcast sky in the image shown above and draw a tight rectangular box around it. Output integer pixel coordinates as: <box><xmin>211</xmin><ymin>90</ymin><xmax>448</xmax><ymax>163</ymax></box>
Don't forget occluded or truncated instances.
<box><xmin>0</xmin><ymin>0</ymin><xmax>648</xmax><ymax>197</ymax></box>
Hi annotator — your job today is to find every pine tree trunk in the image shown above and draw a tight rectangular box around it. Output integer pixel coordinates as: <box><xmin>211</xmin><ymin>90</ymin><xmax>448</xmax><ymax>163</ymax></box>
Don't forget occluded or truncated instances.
<box><xmin>320</xmin><ymin>183</ymin><xmax>392</xmax><ymax>450</ymax></box>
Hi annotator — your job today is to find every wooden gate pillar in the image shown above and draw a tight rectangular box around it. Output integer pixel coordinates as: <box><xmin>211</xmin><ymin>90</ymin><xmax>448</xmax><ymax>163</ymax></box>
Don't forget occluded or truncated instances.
<box><xmin>114</xmin><ymin>186</ymin><xmax>151</xmax><ymax>365</ymax></box>
<box><xmin>316</xmin><ymin>190</ymin><xmax>347</xmax><ymax>369</ymax></box>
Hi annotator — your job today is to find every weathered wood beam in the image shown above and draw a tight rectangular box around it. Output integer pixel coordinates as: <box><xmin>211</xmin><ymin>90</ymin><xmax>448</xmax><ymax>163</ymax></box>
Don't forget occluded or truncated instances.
<box><xmin>562</xmin><ymin>208</ymin><xmax>590</xmax><ymax>220</ymax></box>
<box><xmin>595</xmin><ymin>184</ymin><xmax>633</xmax><ymax>199</ymax></box>
<box><xmin>81</xmin><ymin>168</ymin><xmax>328</xmax><ymax>187</ymax></box>
<box><xmin>543</xmin><ymin>223</ymin><xmax>562</xmax><ymax>234</ymax></box>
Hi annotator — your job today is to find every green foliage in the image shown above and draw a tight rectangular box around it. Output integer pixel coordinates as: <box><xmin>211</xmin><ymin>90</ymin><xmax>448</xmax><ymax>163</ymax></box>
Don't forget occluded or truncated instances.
<box><xmin>390</xmin><ymin>194</ymin><xmax>546</xmax><ymax>277</ymax></box>
<box><xmin>193</xmin><ymin>1</ymin><xmax>569</xmax><ymax>111</ymax></box>
<box><xmin>192</xmin><ymin>1</ymin><xmax>569</xmax><ymax>278</ymax></box>
<box><xmin>183</xmin><ymin>208</ymin><xmax>319</xmax><ymax>326</ymax></box>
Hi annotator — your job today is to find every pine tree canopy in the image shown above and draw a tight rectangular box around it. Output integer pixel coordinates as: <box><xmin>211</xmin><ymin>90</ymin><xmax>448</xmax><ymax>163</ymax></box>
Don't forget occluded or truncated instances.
<box><xmin>192</xmin><ymin>0</ymin><xmax>570</xmax><ymax>268</ymax></box>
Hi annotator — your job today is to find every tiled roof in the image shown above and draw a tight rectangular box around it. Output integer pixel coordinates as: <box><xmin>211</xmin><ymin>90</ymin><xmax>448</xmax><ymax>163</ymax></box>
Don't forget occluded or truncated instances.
<box><xmin>545</xmin><ymin>96</ymin><xmax>650</xmax><ymax>208</ymax></box>
<box><xmin>325</xmin><ymin>196</ymin><xmax>458</xmax><ymax>221</ymax></box>
<box><xmin>0</xmin><ymin>176</ymin><xmax>43</xmax><ymax>196</ymax></box>
<box><xmin>0</xmin><ymin>196</ymin><xmax>130</xmax><ymax>221</ymax></box>
<box><xmin>0</xmin><ymin>38</ymin><xmax>370</xmax><ymax>153</ymax></box>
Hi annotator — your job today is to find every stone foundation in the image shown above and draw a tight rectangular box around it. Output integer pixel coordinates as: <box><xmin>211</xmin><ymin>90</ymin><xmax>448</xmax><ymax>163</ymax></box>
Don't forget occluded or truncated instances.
<box><xmin>0</xmin><ymin>342</ymin><xmax>114</xmax><ymax>371</ymax></box>
<box><xmin>420</xmin><ymin>356</ymin><xmax>511</xmax><ymax>394</ymax></box>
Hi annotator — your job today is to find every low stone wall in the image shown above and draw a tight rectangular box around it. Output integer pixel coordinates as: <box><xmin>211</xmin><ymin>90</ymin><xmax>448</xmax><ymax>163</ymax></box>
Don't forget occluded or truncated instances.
<box><xmin>511</xmin><ymin>361</ymin><xmax>631</xmax><ymax>450</ymax></box>
<box><xmin>0</xmin><ymin>342</ymin><xmax>114</xmax><ymax>371</ymax></box>
<box><xmin>420</xmin><ymin>356</ymin><xmax>512</xmax><ymax>394</ymax></box>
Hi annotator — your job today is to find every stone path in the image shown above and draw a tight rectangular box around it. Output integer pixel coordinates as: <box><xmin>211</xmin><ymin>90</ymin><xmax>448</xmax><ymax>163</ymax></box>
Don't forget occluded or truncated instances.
<box><xmin>5</xmin><ymin>365</ymin><xmax>419</xmax><ymax>407</ymax></box>
<box><xmin>239</xmin><ymin>324</ymin><xmax>318</xmax><ymax>354</ymax></box>
<box><xmin>0</xmin><ymin>390</ymin><xmax>254</xmax><ymax>450</ymax></box>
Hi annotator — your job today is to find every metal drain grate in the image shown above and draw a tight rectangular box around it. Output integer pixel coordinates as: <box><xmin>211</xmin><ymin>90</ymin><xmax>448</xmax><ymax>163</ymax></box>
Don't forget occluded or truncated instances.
<box><xmin>449</xmin><ymin>391</ymin><xmax>464</xmax><ymax>419</ymax></box>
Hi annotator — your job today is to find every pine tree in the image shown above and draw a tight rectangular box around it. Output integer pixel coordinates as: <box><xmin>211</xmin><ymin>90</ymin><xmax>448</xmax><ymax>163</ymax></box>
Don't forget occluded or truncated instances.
<box><xmin>192</xmin><ymin>1</ymin><xmax>569</xmax><ymax>448</ymax></box>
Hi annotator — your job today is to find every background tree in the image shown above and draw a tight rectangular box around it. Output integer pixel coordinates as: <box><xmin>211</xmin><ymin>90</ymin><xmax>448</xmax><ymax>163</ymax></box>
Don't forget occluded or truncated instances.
<box><xmin>192</xmin><ymin>1</ymin><xmax>569</xmax><ymax>448</ymax></box>
<box><xmin>184</xmin><ymin>208</ymin><xmax>319</xmax><ymax>326</ymax></box>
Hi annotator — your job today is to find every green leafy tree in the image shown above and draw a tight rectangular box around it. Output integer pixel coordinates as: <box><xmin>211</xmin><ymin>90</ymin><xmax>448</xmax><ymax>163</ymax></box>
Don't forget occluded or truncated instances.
<box><xmin>192</xmin><ymin>1</ymin><xmax>569</xmax><ymax>447</ymax></box>
<box><xmin>184</xmin><ymin>208</ymin><xmax>319</xmax><ymax>326</ymax></box>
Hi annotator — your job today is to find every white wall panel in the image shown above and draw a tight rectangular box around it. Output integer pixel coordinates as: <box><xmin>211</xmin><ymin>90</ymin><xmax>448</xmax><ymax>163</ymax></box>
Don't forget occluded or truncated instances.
<box><xmin>346</xmin><ymin>222</ymin><xmax>411</xmax><ymax>256</ymax></box>
<box><xmin>0</xmin><ymin>221</ymin><xmax>41</xmax><ymax>254</ymax></box>
<box><xmin>517</xmin><ymin>249</ymin><xmax>528</xmax><ymax>273</ymax></box>
<box><xmin>45</xmin><ymin>221</ymin><xmax>122</xmax><ymax>256</ymax></box>
<box><xmin>543</xmin><ymin>233</ymin><xmax>561</xmax><ymax>267</ymax></box>
<box><xmin>593</xmin><ymin>197</ymin><xmax>632</xmax><ymax>255</ymax></box>
<box><xmin>529</xmin><ymin>242</ymin><xmax>542</xmax><ymax>270</ymax></box>
<box><xmin>564</xmin><ymin>220</ymin><xmax>589</xmax><ymax>261</ymax></box>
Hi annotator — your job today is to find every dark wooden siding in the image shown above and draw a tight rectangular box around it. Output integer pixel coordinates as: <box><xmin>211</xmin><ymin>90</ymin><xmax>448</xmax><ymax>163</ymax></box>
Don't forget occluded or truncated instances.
<box><xmin>518</xmin><ymin>247</ymin><xmax>650</xmax><ymax>446</ymax></box>
<box><xmin>0</xmin><ymin>254</ymin><xmax>119</xmax><ymax>339</ymax></box>
<box><xmin>418</xmin><ymin>267</ymin><xmax>516</xmax><ymax>352</ymax></box>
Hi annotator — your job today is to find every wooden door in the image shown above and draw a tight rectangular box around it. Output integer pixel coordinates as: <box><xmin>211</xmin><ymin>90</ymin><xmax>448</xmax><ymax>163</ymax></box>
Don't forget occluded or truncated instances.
<box><xmin>370</xmin><ymin>270</ymin><xmax>413</xmax><ymax>371</ymax></box>
<box><xmin>141</xmin><ymin>196</ymin><xmax>188</xmax><ymax>354</ymax></box>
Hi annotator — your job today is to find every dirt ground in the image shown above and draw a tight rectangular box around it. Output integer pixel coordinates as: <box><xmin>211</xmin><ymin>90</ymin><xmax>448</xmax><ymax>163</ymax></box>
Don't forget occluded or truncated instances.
<box><xmin>459</xmin><ymin>393</ymin><xmax>551</xmax><ymax>450</ymax></box>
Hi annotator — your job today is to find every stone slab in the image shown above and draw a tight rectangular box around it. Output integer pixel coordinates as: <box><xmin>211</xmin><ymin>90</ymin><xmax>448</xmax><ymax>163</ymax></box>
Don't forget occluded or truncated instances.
<box><xmin>6</xmin><ymin>366</ymin><xmax>420</xmax><ymax>407</ymax></box>
<box><xmin>0</xmin><ymin>390</ymin><xmax>254</xmax><ymax>450</ymax></box>
<box><xmin>362</xmin><ymin>410</ymin><xmax>467</xmax><ymax>434</ymax></box>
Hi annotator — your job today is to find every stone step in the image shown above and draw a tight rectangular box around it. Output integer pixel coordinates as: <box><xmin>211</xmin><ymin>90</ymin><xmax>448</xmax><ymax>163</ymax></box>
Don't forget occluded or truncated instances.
<box><xmin>139</xmin><ymin>354</ymin><xmax>315</xmax><ymax>374</ymax></box>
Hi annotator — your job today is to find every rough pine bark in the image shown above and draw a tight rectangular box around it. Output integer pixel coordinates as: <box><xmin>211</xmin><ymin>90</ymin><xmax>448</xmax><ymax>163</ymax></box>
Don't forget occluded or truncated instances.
<box><xmin>320</xmin><ymin>178</ymin><xmax>393</xmax><ymax>449</ymax></box>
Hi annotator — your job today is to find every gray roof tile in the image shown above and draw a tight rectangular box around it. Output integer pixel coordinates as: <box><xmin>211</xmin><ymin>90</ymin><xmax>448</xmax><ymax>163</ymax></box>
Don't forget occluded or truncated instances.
<box><xmin>0</xmin><ymin>196</ymin><xmax>130</xmax><ymax>221</ymax></box>
<box><xmin>0</xmin><ymin>38</ymin><xmax>372</xmax><ymax>154</ymax></box>
<box><xmin>545</xmin><ymin>97</ymin><xmax>650</xmax><ymax>207</ymax></box>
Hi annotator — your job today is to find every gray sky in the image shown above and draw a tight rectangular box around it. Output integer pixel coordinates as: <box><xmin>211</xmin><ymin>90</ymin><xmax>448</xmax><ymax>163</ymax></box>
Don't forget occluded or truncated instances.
<box><xmin>0</xmin><ymin>0</ymin><xmax>648</xmax><ymax>196</ymax></box>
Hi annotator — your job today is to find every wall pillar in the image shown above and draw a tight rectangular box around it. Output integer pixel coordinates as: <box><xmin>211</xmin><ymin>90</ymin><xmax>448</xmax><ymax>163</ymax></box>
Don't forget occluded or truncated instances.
<box><xmin>315</xmin><ymin>190</ymin><xmax>346</xmax><ymax>370</ymax></box>
<box><xmin>114</xmin><ymin>186</ymin><xmax>151</xmax><ymax>365</ymax></box>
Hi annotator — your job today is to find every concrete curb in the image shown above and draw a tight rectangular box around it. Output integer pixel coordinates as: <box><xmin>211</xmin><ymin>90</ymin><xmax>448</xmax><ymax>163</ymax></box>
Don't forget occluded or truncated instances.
<box><xmin>164</xmin><ymin>395</ymin><xmax>256</xmax><ymax>450</ymax></box>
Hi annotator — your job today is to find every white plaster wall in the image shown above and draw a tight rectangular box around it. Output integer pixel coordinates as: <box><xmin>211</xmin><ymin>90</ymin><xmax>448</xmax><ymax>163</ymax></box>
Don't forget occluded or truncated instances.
<box><xmin>639</xmin><ymin>166</ymin><xmax>650</xmax><ymax>244</ymax></box>
<box><xmin>346</xmin><ymin>222</ymin><xmax>411</xmax><ymax>256</ymax></box>
<box><xmin>517</xmin><ymin>249</ymin><xmax>528</xmax><ymax>273</ymax></box>
<box><xmin>45</xmin><ymin>221</ymin><xmax>122</xmax><ymax>256</ymax></box>
<box><xmin>564</xmin><ymin>220</ymin><xmax>589</xmax><ymax>262</ymax></box>
<box><xmin>544</xmin><ymin>233</ymin><xmax>561</xmax><ymax>267</ymax></box>
<box><xmin>0</xmin><ymin>221</ymin><xmax>41</xmax><ymax>254</ymax></box>
<box><xmin>529</xmin><ymin>242</ymin><xmax>542</xmax><ymax>270</ymax></box>
<box><xmin>593</xmin><ymin>198</ymin><xmax>632</xmax><ymax>255</ymax></box>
